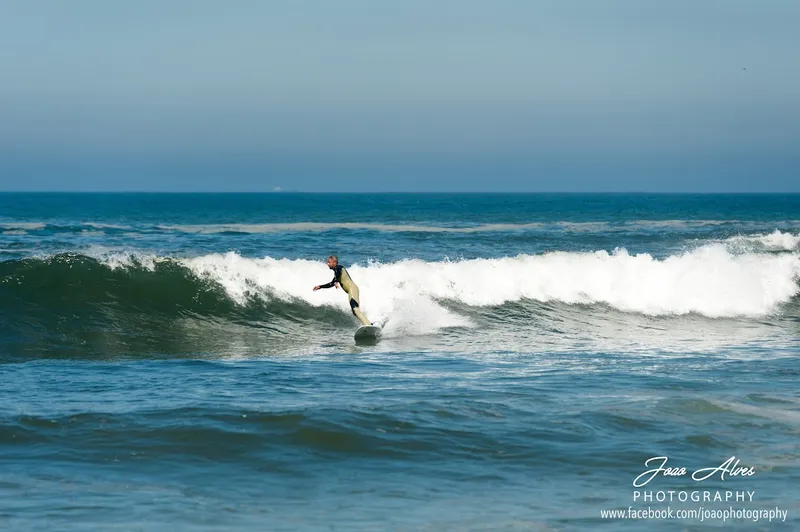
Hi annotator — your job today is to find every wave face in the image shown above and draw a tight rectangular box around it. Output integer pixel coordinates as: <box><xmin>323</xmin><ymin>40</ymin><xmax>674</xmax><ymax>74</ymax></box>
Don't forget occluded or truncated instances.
<box><xmin>5</xmin><ymin>245</ymin><xmax>799</xmax><ymax>317</ymax></box>
<box><xmin>2</xmin><ymin>193</ymin><xmax>800</xmax><ymax>359</ymax></box>
<box><xmin>1</xmin><ymin>244</ymin><xmax>798</xmax><ymax>359</ymax></box>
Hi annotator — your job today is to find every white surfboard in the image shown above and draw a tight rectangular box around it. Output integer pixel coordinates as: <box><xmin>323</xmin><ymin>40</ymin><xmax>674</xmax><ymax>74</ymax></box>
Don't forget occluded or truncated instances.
<box><xmin>354</xmin><ymin>324</ymin><xmax>382</xmax><ymax>343</ymax></box>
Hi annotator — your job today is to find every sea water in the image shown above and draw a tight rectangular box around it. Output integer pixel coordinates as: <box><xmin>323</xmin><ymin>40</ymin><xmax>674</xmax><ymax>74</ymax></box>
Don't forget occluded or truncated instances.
<box><xmin>1</xmin><ymin>193</ymin><xmax>799</xmax><ymax>530</ymax></box>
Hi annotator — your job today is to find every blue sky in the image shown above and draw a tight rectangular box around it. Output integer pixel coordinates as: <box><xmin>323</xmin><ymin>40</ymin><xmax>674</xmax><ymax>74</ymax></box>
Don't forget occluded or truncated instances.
<box><xmin>1</xmin><ymin>1</ymin><xmax>798</xmax><ymax>192</ymax></box>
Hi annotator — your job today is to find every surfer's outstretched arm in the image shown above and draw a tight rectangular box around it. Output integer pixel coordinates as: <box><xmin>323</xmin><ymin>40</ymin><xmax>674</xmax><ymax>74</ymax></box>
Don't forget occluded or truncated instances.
<box><xmin>313</xmin><ymin>266</ymin><xmax>341</xmax><ymax>291</ymax></box>
<box><xmin>313</xmin><ymin>278</ymin><xmax>337</xmax><ymax>290</ymax></box>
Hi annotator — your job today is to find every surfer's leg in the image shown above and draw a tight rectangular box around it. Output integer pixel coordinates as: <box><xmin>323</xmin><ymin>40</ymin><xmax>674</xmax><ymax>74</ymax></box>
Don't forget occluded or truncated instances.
<box><xmin>349</xmin><ymin>298</ymin><xmax>371</xmax><ymax>325</ymax></box>
<box><xmin>347</xmin><ymin>286</ymin><xmax>371</xmax><ymax>325</ymax></box>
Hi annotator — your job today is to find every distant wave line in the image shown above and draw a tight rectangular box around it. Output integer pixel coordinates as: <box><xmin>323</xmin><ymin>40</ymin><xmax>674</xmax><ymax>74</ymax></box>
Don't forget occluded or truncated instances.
<box><xmin>2</xmin><ymin>220</ymin><xmax>800</xmax><ymax>236</ymax></box>
<box><xmin>156</xmin><ymin>220</ymin><xmax>800</xmax><ymax>234</ymax></box>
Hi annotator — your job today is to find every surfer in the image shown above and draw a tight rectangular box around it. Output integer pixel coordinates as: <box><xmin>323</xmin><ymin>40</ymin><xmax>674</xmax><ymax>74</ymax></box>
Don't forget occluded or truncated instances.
<box><xmin>313</xmin><ymin>255</ymin><xmax>372</xmax><ymax>326</ymax></box>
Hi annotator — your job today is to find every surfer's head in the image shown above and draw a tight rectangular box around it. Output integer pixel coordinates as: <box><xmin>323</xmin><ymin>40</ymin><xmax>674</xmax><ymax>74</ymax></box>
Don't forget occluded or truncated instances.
<box><xmin>327</xmin><ymin>255</ymin><xmax>338</xmax><ymax>269</ymax></box>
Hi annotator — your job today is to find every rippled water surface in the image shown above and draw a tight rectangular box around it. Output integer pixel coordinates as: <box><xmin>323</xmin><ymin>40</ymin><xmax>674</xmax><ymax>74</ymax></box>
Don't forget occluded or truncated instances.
<box><xmin>1</xmin><ymin>193</ymin><xmax>799</xmax><ymax>530</ymax></box>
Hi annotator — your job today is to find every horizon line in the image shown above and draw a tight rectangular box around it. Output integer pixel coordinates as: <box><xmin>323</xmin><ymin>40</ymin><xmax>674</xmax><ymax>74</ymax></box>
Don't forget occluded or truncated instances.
<box><xmin>1</xmin><ymin>190</ymin><xmax>800</xmax><ymax>195</ymax></box>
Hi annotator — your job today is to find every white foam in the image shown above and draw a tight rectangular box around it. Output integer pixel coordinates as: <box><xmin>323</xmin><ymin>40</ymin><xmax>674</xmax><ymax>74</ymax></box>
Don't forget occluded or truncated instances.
<box><xmin>83</xmin><ymin>222</ymin><xmax>132</xmax><ymax>230</ymax></box>
<box><xmin>156</xmin><ymin>246</ymin><xmax>800</xmax><ymax>332</ymax></box>
<box><xmin>725</xmin><ymin>230</ymin><xmax>800</xmax><ymax>252</ymax></box>
<box><xmin>158</xmin><ymin>222</ymin><xmax>549</xmax><ymax>234</ymax></box>
<box><xmin>73</xmin><ymin>243</ymin><xmax>800</xmax><ymax>335</ymax></box>
<box><xmin>85</xmin><ymin>247</ymin><xmax>161</xmax><ymax>271</ymax></box>
<box><xmin>176</xmin><ymin>254</ymin><xmax>468</xmax><ymax>335</ymax></box>
<box><xmin>0</xmin><ymin>222</ymin><xmax>46</xmax><ymax>231</ymax></box>
<box><xmin>155</xmin><ymin>220</ymin><xmax>800</xmax><ymax>235</ymax></box>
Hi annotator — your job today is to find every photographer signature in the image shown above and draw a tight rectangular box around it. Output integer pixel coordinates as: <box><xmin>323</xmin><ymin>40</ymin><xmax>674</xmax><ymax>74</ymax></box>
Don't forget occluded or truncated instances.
<box><xmin>634</xmin><ymin>456</ymin><xmax>755</xmax><ymax>487</ymax></box>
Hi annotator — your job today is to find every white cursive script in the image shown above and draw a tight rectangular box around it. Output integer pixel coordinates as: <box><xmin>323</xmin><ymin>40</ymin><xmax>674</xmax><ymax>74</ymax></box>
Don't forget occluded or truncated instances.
<box><xmin>634</xmin><ymin>457</ymin><xmax>686</xmax><ymax>487</ymax></box>
<box><xmin>633</xmin><ymin>456</ymin><xmax>755</xmax><ymax>487</ymax></box>
<box><xmin>692</xmin><ymin>456</ymin><xmax>756</xmax><ymax>482</ymax></box>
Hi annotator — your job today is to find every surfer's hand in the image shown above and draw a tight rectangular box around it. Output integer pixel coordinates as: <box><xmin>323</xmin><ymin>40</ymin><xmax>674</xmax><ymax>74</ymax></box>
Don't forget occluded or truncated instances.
<box><xmin>334</xmin><ymin>282</ymin><xmax>340</xmax><ymax>289</ymax></box>
<box><xmin>313</xmin><ymin>285</ymin><xmax>320</xmax><ymax>291</ymax></box>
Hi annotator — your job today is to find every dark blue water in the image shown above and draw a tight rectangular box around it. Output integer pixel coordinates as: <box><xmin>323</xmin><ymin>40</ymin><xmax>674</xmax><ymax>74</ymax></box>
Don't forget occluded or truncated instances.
<box><xmin>1</xmin><ymin>193</ymin><xmax>799</xmax><ymax>530</ymax></box>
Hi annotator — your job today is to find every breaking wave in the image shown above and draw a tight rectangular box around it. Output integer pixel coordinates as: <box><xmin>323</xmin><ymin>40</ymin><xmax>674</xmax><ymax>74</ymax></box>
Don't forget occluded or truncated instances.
<box><xmin>1</xmin><ymin>244</ymin><xmax>798</xmax><ymax>360</ymax></box>
<box><xmin>2</xmin><ymin>244</ymin><xmax>798</xmax><ymax>319</ymax></box>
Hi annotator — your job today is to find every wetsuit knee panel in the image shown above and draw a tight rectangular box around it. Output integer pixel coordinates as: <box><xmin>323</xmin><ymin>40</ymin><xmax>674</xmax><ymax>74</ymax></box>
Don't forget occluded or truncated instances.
<box><xmin>349</xmin><ymin>298</ymin><xmax>360</xmax><ymax>316</ymax></box>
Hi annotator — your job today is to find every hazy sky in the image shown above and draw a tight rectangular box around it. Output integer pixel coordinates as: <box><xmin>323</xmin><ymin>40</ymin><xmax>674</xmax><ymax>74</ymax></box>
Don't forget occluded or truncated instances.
<box><xmin>1</xmin><ymin>1</ymin><xmax>798</xmax><ymax>191</ymax></box>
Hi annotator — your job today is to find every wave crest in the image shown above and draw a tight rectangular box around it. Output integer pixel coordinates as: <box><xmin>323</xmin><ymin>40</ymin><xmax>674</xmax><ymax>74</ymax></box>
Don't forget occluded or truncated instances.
<box><xmin>177</xmin><ymin>245</ymin><xmax>799</xmax><ymax>320</ymax></box>
<box><xmin>2</xmin><ymin>245</ymin><xmax>798</xmax><ymax>328</ymax></box>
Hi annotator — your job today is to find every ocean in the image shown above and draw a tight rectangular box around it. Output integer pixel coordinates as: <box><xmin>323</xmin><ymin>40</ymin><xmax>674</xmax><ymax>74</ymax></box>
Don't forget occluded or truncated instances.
<box><xmin>1</xmin><ymin>193</ymin><xmax>798</xmax><ymax>530</ymax></box>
